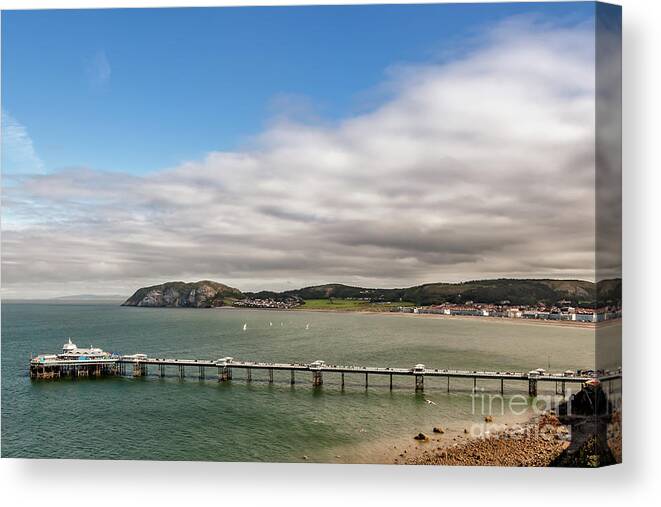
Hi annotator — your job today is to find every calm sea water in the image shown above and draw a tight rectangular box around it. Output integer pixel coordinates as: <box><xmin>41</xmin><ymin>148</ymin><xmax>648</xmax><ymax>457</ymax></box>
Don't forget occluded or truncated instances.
<box><xmin>1</xmin><ymin>303</ymin><xmax>597</xmax><ymax>462</ymax></box>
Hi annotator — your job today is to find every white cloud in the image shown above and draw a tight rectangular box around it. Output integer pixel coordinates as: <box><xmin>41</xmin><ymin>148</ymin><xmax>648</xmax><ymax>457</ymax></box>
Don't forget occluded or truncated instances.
<box><xmin>1</xmin><ymin>111</ymin><xmax>45</xmax><ymax>175</ymax></box>
<box><xmin>86</xmin><ymin>50</ymin><xmax>111</xmax><ymax>88</ymax></box>
<box><xmin>1</xmin><ymin>18</ymin><xmax>610</xmax><ymax>298</ymax></box>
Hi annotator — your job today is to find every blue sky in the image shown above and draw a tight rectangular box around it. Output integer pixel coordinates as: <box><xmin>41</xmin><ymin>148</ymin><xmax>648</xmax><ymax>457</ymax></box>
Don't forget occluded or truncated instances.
<box><xmin>2</xmin><ymin>3</ymin><xmax>595</xmax><ymax>176</ymax></box>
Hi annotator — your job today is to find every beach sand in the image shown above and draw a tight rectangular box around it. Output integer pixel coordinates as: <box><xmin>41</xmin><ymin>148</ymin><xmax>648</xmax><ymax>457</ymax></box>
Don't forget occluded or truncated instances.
<box><xmin>394</xmin><ymin>412</ymin><xmax>571</xmax><ymax>466</ymax></box>
<box><xmin>327</xmin><ymin>408</ymin><xmax>539</xmax><ymax>465</ymax></box>
<box><xmin>222</xmin><ymin>304</ymin><xmax>621</xmax><ymax>330</ymax></box>
<box><xmin>291</xmin><ymin>307</ymin><xmax>619</xmax><ymax>330</ymax></box>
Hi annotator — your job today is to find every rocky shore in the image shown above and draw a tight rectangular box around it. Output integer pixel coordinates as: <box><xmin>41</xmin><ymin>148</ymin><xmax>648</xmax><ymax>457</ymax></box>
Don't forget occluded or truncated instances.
<box><xmin>398</xmin><ymin>413</ymin><xmax>571</xmax><ymax>466</ymax></box>
<box><xmin>396</xmin><ymin>390</ymin><xmax>622</xmax><ymax>467</ymax></box>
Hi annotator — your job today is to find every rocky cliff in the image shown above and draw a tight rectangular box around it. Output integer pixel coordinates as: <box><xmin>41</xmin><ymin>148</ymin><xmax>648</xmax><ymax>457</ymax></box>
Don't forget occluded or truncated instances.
<box><xmin>121</xmin><ymin>281</ymin><xmax>243</xmax><ymax>308</ymax></box>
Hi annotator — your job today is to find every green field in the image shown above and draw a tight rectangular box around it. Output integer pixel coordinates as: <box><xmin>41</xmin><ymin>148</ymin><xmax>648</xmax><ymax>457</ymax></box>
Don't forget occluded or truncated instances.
<box><xmin>297</xmin><ymin>299</ymin><xmax>415</xmax><ymax>312</ymax></box>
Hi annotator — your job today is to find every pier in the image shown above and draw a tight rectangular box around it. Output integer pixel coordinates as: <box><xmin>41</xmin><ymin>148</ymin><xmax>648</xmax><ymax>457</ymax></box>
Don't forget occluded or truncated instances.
<box><xmin>29</xmin><ymin>342</ymin><xmax>621</xmax><ymax>397</ymax></box>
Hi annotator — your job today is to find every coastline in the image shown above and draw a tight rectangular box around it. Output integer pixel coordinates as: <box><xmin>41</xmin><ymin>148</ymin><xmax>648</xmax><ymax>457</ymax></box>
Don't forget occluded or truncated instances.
<box><xmin>117</xmin><ymin>301</ymin><xmax>621</xmax><ymax>331</ymax></box>
<box><xmin>386</xmin><ymin>407</ymin><xmax>623</xmax><ymax>467</ymax></box>
<box><xmin>289</xmin><ymin>307</ymin><xmax>617</xmax><ymax>330</ymax></box>
<box><xmin>392</xmin><ymin>411</ymin><xmax>571</xmax><ymax>466</ymax></box>
<box><xmin>324</xmin><ymin>407</ymin><xmax>541</xmax><ymax>465</ymax></box>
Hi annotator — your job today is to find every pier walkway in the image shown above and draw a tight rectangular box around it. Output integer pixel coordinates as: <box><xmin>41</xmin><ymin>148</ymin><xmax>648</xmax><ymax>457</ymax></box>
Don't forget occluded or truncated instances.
<box><xmin>30</xmin><ymin>351</ymin><xmax>621</xmax><ymax>397</ymax></box>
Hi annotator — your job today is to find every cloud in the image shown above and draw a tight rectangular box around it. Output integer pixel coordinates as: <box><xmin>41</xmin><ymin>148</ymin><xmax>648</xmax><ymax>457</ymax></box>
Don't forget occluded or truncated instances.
<box><xmin>86</xmin><ymin>50</ymin><xmax>111</xmax><ymax>88</ymax></box>
<box><xmin>1</xmin><ymin>17</ymin><xmax>610</xmax><ymax>298</ymax></box>
<box><xmin>1</xmin><ymin>111</ymin><xmax>45</xmax><ymax>175</ymax></box>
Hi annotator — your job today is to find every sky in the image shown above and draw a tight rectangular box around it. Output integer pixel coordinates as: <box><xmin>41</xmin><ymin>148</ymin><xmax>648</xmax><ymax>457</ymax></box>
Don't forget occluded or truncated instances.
<box><xmin>1</xmin><ymin>2</ymin><xmax>615</xmax><ymax>298</ymax></box>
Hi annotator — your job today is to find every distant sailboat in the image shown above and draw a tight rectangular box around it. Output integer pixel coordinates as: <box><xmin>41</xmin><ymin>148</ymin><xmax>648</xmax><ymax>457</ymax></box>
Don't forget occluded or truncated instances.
<box><xmin>269</xmin><ymin>321</ymin><xmax>273</xmax><ymax>327</ymax></box>
<box><xmin>280</xmin><ymin>322</ymin><xmax>284</xmax><ymax>327</ymax></box>
<box><xmin>305</xmin><ymin>323</ymin><xmax>310</xmax><ymax>330</ymax></box>
<box><xmin>242</xmin><ymin>323</ymin><xmax>247</xmax><ymax>331</ymax></box>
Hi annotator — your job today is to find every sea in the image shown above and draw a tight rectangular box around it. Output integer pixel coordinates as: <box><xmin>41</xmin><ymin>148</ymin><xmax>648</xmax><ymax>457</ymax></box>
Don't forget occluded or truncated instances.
<box><xmin>1</xmin><ymin>302</ymin><xmax>607</xmax><ymax>463</ymax></box>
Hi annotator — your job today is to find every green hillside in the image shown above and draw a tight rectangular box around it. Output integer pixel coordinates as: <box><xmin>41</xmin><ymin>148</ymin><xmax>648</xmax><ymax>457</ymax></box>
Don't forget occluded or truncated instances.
<box><xmin>124</xmin><ymin>278</ymin><xmax>621</xmax><ymax>308</ymax></box>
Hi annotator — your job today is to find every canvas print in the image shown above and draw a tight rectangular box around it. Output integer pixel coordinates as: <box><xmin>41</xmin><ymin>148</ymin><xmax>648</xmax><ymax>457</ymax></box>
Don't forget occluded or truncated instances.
<box><xmin>1</xmin><ymin>2</ymin><xmax>621</xmax><ymax>466</ymax></box>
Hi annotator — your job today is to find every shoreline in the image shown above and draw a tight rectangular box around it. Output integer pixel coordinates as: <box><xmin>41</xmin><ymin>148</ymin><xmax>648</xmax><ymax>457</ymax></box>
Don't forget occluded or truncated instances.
<box><xmin>25</xmin><ymin>300</ymin><xmax>618</xmax><ymax>331</ymax></box>
<box><xmin>289</xmin><ymin>307</ymin><xmax>620</xmax><ymax>330</ymax></box>
<box><xmin>392</xmin><ymin>411</ymin><xmax>571</xmax><ymax>466</ymax></box>
<box><xmin>214</xmin><ymin>305</ymin><xmax>621</xmax><ymax>330</ymax></box>
<box><xmin>324</xmin><ymin>406</ymin><xmax>542</xmax><ymax>465</ymax></box>
<box><xmin>213</xmin><ymin>305</ymin><xmax>618</xmax><ymax>330</ymax></box>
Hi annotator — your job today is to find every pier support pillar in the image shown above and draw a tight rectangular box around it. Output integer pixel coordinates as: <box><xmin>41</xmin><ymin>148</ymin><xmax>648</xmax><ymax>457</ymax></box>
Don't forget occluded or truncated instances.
<box><xmin>199</xmin><ymin>366</ymin><xmax>205</xmax><ymax>380</ymax></box>
<box><xmin>500</xmin><ymin>378</ymin><xmax>504</xmax><ymax>395</ymax></box>
<box><xmin>365</xmin><ymin>372</ymin><xmax>368</xmax><ymax>389</ymax></box>
<box><xmin>562</xmin><ymin>381</ymin><xmax>566</xmax><ymax>397</ymax></box>
<box><xmin>268</xmin><ymin>368</ymin><xmax>273</xmax><ymax>383</ymax></box>
<box><xmin>312</xmin><ymin>370</ymin><xmax>323</xmax><ymax>387</ymax></box>
<box><xmin>390</xmin><ymin>374</ymin><xmax>393</xmax><ymax>391</ymax></box>
<box><xmin>218</xmin><ymin>366</ymin><xmax>232</xmax><ymax>382</ymax></box>
<box><xmin>447</xmin><ymin>376</ymin><xmax>450</xmax><ymax>393</ymax></box>
<box><xmin>290</xmin><ymin>370</ymin><xmax>295</xmax><ymax>385</ymax></box>
<box><xmin>473</xmin><ymin>377</ymin><xmax>477</xmax><ymax>393</ymax></box>
<box><xmin>133</xmin><ymin>363</ymin><xmax>144</xmax><ymax>377</ymax></box>
<box><xmin>415</xmin><ymin>375</ymin><xmax>424</xmax><ymax>392</ymax></box>
<box><xmin>341</xmin><ymin>372</ymin><xmax>344</xmax><ymax>389</ymax></box>
<box><xmin>246</xmin><ymin>368</ymin><xmax>252</xmax><ymax>382</ymax></box>
<box><xmin>159</xmin><ymin>364</ymin><xmax>165</xmax><ymax>378</ymax></box>
<box><xmin>528</xmin><ymin>379</ymin><xmax>537</xmax><ymax>397</ymax></box>
<box><xmin>179</xmin><ymin>365</ymin><xmax>185</xmax><ymax>379</ymax></box>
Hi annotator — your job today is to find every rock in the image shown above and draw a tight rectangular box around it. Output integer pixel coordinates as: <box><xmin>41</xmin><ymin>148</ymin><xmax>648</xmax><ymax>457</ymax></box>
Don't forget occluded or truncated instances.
<box><xmin>302</xmin><ymin>455</ymin><xmax>309</xmax><ymax>460</ymax></box>
<box><xmin>122</xmin><ymin>280</ymin><xmax>243</xmax><ymax>308</ymax></box>
<box><xmin>484</xmin><ymin>416</ymin><xmax>493</xmax><ymax>423</ymax></box>
<box><xmin>433</xmin><ymin>427</ymin><xmax>445</xmax><ymax>434</ymax></box>
<box><xmin>464</xmin><ymin>428</ymin><xmax>469</xmax><ymax>434</ymax></box>
<box><xmin>414</xmin><ymin>432</ymin><xmax>428</xmax><ymax>441</ymax></box>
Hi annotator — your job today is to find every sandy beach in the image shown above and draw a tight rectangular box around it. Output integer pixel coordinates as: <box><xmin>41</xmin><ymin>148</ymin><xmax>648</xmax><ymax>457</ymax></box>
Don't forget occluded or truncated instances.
<box><xmin>325</xmin><ymin>407</ymin><xmax>539</xmax><ymax>465</ymax></box>
<box><xmin>290</xmin><ymin>307</ymin><xmax>618</xmax><ymax>330</ymax></box>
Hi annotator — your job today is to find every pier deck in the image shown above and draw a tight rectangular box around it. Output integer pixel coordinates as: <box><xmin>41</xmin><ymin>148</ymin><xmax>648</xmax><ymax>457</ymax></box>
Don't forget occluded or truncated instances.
<box><xmin>30</xmin><ymin>353</ymin><xmax>621</xmax><ymax>396</ymax></box>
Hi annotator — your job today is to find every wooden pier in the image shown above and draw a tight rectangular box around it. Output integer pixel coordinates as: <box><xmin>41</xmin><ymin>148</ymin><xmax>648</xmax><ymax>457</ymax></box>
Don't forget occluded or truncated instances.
<box><xmin>30</xmin><ymin>353</ymin><xmax>621</xmax><ymax>397</ymax></box>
